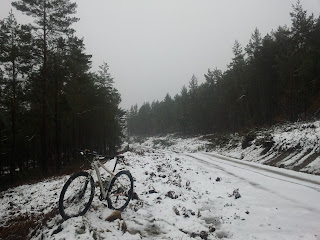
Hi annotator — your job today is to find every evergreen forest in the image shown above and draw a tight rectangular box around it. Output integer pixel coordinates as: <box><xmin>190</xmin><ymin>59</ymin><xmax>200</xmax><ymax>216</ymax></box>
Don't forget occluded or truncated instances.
<box><xmin>127</xmin><ymin>2</ymin><xmax>320</xmax><ymax>136</ymax></box>
<box><xmin>0</xmin><ymin>0</ymin><xmax>124</xmax><ymax>181</ymax></box>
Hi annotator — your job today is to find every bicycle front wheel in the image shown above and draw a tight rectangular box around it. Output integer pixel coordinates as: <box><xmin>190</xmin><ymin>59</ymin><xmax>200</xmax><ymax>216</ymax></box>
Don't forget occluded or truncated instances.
<box><xmin>59</xmin><ymin>171</ymin><xmax>95</xmax><ymax>220</ymax></box>
<box><xmin>107</xmin><ymin>170</ymin><xmax>133</xmax><ymax>211</ymax></box>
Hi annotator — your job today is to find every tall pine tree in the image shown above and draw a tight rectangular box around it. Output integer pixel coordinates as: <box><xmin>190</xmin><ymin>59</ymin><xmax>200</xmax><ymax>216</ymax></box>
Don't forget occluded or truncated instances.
<box><xmin>0</xmin><ymin>11</ymin><xmax>32</xmax><ymax>178</ymax></box>
<box><xmin>12</xmin><ymin>0</ymin><xmax>79</xmax><ymax>173</ymax></box>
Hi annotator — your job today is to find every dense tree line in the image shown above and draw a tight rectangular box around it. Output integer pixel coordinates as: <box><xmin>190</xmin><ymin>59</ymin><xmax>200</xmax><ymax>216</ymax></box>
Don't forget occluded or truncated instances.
<box><xmin>127</xmin><ymin>2</ymin><xmax>320</xmax><ymax>136</ymax></box>
<box><xmin>0</xmin><ymin>0</ymin><xmax>124</xmax><ymax>179</ymax></box>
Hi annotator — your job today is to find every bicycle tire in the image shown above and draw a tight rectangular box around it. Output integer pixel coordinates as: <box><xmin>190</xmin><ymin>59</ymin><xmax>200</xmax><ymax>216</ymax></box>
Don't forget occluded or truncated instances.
<box><xmin>59</xmin><ymin>171</ymin><xmax>95</xmax><ymax>220</ymax></box>
<box><xmin>107</xmin><ymin>170</ymin><xmax>133</xmax><ymax>211</ymax></box>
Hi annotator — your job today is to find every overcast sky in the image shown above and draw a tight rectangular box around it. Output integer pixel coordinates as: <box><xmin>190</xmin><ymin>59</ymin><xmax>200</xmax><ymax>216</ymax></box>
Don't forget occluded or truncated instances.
<box><xmin>1</xmin><ymin>0</ymin><xmax>320</xmax><ymax>109</ymax></box>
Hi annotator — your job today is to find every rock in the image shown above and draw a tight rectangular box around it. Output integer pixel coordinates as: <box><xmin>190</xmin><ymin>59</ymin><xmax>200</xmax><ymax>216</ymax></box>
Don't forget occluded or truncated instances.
<box><xmin>165</xmin><ymin>190</ymin><xmax>178</xmax><ymax>199</ymax></box>
<box><xmin>228</xmin><ymin>188</ymin><xmax>241</xmax><ymax>199</ymax></box>
<box><xmin>106</xmin><ymin>211</ymin><xmax>122</xmax><ymax>222</ymax></box>
<box><xmin>233</xmin><ymin>189</ymin><xmax>241</xmax><ymax>199</ymax></box>
<box><xmin>132</xmin><ymin>191</ymin><xmax>139</xmax><ymax>200</ymax></box>
<box><xmin>200</xmin><ymin>231</ymin><xmax>208</xmax><ymax>240</ymax></box>
<box><xmin>235</xmin><ymin>192</ymin><xmax>241</xmax><ymax>199</ymax></box>
<box><xmin>155</xmin><ymin>196</ymin><xmax>162</xmax><ymax>204</ymax></box>
<box><xmin>173</xmin><ymin>206</ymin><xmax>180</xmax><ymax>216</ymax></box>
<box><xmin>216</xmin><ymin>177</ymin><xmax>221</xmax><ymax>182</ymax></box>
<box><xmin>190</xmin><ymin>232</ymin><xmax>197</xmax><ymax>238</ymax></box>
<box><xmin>121</xmin><ymin>220</ymin><xmax>127</xmax><ymax>233</ymax></box>
<box><xmin>209</xmin><ymin>226</ymin><xmax>216</xmax><ymax>232</ymax></box>
<box><xmin>179</xmin><ymin>228</ymin><xmax>188</xmax><ymax>234</ymax></box>
<box><xmin>52</xmin><ymin>225</ymin><xmax>63</xmax><ymax>235</ymax></box>
<box><xmin>186</xmin><ymin>180</ymin><xmax>190</xmax><ymax>187</ymax></box>
<box><xmin>197</xmin><ymin>210</ymin><xmax>202</xmax><ymax>218</ymax></box>
<box><xmin>148</xmin><ymin>189</ymin><xmax>157</xmax><ymax>194</ymax></box>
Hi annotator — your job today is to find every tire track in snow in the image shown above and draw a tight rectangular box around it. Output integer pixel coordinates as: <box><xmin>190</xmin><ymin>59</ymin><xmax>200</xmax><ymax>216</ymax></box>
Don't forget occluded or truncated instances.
<box><xmin>199</xmin><ymin>152</ymin><xmax>320</xmax><ymax>192</ymax></box>
<box><xmin>183</xmin><ymin>152</ymin><xmax>320</xmax><ymax>214</ymax></box>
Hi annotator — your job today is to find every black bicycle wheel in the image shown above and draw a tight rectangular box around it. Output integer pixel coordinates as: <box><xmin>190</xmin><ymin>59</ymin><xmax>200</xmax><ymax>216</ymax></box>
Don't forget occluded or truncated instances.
<box><xmin>59</xmin><ymin>171</ymin><xmax>95</xmax><ymax>220</ymax></box>
<box><xmin>107</xmin><ymin>170</ymin><xmax>133</xmax><ymax>211</ymax></box>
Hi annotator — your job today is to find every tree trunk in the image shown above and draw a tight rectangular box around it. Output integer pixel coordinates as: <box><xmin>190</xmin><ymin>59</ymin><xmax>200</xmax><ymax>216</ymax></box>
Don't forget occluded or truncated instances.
<box><xmin>103</xmin><ymin>111</ymin><xmax>106</xmax><ymax>155</ymax></box>
<box><xmin>10</xmin><ymin>60</ymin><xmax>16</xmax><ymax>181</ymax></box>
<box><xmin>41</xmin><ymin>1</ymin><xmax>48</xmax><ymax>174</ymax></box>
<box><xmin>55</xmin><ymin>59</ymin><xmax>61</xmax><ymax>172</ymax></box>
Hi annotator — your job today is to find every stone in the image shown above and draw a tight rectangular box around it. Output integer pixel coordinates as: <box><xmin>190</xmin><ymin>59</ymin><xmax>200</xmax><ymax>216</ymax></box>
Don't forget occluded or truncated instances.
<box><xmin>200</xmin><ymin>231</ymin><xmax>208</xmax><ymax>240</ymax></box>
<box><xmin>106</xmin><ymin>211</ymin><xmax>122</xmax><ymax>222</ymax></box>
<box><xmin>165</xmin><ymin>190</ymin><xmax>178</xmax><ymax>199</ymax></box>
<box><xmin>121</xmin><ymin>220</ymin><xmax>127</xmax><ymax>233</ymax></box>
<box><xmin>132</xmin><ymin>191</ymin><xmax>139</xmax><ymax>200</ymax></box>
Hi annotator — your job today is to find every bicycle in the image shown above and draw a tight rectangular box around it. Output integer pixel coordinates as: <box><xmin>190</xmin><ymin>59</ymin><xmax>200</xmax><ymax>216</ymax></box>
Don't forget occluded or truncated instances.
<box><xmin>58</xmin><ymin>150</ymin><xmax>134</xmax><ymax>220</ymax></box>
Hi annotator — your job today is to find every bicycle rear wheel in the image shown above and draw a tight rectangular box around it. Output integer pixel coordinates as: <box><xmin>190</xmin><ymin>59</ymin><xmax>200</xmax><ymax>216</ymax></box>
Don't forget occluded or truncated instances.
<box><xmin>107</xmin><ymin>170</ymin><xmax>133</xmax><ymax>211</ymax></box>
<box><xmin>59</xmin><ymin>171</ymin><xmax>95</xmax><ymax>220</ymax></box>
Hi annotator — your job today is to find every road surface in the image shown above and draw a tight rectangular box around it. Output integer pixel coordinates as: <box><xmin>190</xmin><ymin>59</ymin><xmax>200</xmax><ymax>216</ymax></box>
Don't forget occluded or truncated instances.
<box><xmin>183</xmin><ymin>152</ymin><xmax>320</xmax><ymax>240</ymax></box>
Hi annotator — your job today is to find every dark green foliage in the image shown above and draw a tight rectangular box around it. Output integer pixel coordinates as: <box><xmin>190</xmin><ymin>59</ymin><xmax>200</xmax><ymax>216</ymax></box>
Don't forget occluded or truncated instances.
<box><xmin>11</xmin><ymin>0</ymin><xmax>80</xmax><ymax>173</ymax></box>
<box><xmin>241</xmin><ymin>132</ymin><xmax>256</xmax><ymax>149</ymax></box>
<box><xmin>0</xmin><ymin>11</ymin><xmax>33</xmax><ymax>177</ymax></box>
<box><xmin>207</xmin><ymin>133</ymin><xmax>232</xmax><ymax>149</ymax></box>
<box><xmin>0</xmin><ymin>4</ymin><xmax>124</xmax><ymax>179</ymax></box>
<box><xmin>127</xmin><ymin>1</ymin><xmax>320</xmax><ymax>136</ymax></box>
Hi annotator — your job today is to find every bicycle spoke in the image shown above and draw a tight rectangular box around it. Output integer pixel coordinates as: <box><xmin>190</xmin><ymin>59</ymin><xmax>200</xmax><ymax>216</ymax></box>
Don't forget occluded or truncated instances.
<box><xmin>60</xmin><ymin>174</ymin><xmax>94</xmax><ymax>219</ymax></box>
<box><xmin>107</xmin><ymin>171</ymin><xmax>133</xmax><ymax>210</ymax></box>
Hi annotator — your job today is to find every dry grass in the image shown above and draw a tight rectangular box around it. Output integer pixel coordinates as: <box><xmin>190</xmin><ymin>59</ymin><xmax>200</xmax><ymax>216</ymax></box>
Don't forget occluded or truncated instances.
<box><xmin>0</xmin><ymin>208</ymin><xmax>58</xmax><ymax>240</ymax></box>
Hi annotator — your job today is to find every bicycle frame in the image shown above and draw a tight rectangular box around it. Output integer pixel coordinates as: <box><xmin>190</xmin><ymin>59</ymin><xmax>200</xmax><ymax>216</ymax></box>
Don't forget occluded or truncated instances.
<box><xmin>91</xmin><ymin>159</ymin><xmax>116</xmax><ymax>200</ymax></box>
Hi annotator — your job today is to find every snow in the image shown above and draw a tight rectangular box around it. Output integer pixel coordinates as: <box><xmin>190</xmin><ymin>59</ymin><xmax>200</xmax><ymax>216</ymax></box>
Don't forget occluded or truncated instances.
<box><xmin>1</xmin><ymin>123</ymin><xmax>320</xmax><ymax>239</ymax></box>
<box><xmin>212</xmin><ymin>120</ymin><xmax>320</xmax><ymax>174</ymax></box>
<box><xmin>301</xmin><ymin>157</ymin><xmax>320</xmax><ymax>175</ymax></box>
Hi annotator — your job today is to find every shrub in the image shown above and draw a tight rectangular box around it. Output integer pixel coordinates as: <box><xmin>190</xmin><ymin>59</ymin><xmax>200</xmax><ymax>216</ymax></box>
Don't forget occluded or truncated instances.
<box><xmin>241</xmin><ymin>132</ymin><xmax>256</xmax><ymax>149</ymax></box>
<box><xmin>152</xmin><ymin>139</ymin><xmax>173</xmax><ymax>148</ymax></box>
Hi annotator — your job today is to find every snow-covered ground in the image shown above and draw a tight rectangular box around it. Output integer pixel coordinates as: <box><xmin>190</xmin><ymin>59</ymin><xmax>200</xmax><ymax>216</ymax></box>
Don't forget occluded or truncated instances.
<box><xmin>206</xmin><ymin>120</ymin><xmax>320</xmax><ymax>175</ymax></box>
<box><xmin>1</xmin><ymin>130</ymin><xmax>320</xmax><ymax>239</ymax></box>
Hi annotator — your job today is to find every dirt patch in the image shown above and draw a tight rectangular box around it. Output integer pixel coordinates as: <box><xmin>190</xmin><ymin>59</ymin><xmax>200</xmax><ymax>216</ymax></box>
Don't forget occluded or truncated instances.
<box><xmin>265</xmin><ymin>151</ymin><xmax>293</xmax><ymax>166</ymax></box>
<box><xmin>292</xmin><ymin>152</ymin><xmax>320</xmax><ymax>171</ymax></box>
<box><xmin>0</xmin><ymin>208</ymin><xmax>58</xmax><ymax>240</ymax></box>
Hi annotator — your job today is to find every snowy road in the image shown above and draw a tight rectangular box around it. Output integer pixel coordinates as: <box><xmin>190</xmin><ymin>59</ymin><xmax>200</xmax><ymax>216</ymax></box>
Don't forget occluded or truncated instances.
<box><xmin>184</xmin><ymin>152</ymin><xmax>320</xmax><ymax>239</ymax></box>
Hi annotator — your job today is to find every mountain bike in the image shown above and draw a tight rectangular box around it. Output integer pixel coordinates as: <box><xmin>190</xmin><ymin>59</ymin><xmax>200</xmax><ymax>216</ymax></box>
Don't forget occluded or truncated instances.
<box><xmin>58</xmin><ymin>150</ymin><xmax>134</xmax><ymax>220</ymax></box>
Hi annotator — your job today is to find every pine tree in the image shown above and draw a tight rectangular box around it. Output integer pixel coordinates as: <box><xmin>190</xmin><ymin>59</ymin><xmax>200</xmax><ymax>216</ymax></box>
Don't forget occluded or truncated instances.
<box><xmin>94</xmin><ymin>62</ymin><xmax>123</xmax><ymax>154</ymax></box>
<box><xmin>245</xmin><ymin>28</ymin><xmax>262</xmax><ymax>62</ymax></box>
<box><xmin>12</xmin><ymin>0</ymin><xmax>79</xmax><ymax>173</ymax></box>
<box><xmin>0</xmin><ymin>11</ymin><xmax>32</xmax><ymax>178</ymax></box>
<box><xmin>290</xmin><ymin>0</ymin><xmax>315</xmax><ymax>52</ymax></box>
<box><xmin>189</xmin><ymin>74</ymin><xmax>198</xmax><ymax>94</ymax></box>
<box><xmin>204</xmin><ymin>68</ymin><xmax>222</xmax><ymax>86</ymax></box>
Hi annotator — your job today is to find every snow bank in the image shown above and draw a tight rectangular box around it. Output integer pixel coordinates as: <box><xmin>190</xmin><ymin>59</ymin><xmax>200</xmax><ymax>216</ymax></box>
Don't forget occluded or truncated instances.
<box><xmin>212</xmin><ymin>120</ymin><xmax>320</xmax><ymax>175</ymax></box>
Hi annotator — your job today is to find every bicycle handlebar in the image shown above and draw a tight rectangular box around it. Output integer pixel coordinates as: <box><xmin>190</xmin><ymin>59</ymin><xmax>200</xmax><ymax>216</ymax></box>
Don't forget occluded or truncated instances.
<box><xmin>76</xmin><ymin>149</ymin><xmax>123</xmax><ymax>161</ymax></box>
